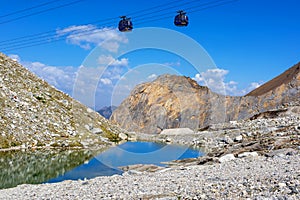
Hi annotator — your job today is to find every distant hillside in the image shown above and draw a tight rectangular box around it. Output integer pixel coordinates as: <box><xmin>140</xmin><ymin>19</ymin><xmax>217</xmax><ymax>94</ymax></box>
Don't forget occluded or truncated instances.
<box><xmin>97</xmin><ymin>106</ymin><xmax>117</xmax><ymax>119</ymax></box>
<box><xmin>0</xmin><ymin>53</ymin><xmax>123</xmax><ymax>149</ymax></box>
<box><xmin>246</xmin><ymin>62</ymin><xmax>300</xmax><ymax>96</ymax></box>
<box><xmin>111</xmin><ymin>62</ymin><xmax>300</xmax><ymax>134</ymax></box>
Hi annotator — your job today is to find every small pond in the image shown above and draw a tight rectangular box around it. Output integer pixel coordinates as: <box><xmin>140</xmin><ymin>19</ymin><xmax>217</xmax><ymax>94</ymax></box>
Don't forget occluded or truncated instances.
<box><xmin>0</xmin><ymin>141</ymin><xmax>203</xmax><ymax>189</ymax></box>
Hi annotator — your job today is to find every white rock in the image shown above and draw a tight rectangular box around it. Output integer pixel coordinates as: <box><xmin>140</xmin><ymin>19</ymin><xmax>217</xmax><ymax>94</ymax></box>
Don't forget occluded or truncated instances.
<box><xmin>119</xmin><ymin>133</ymin><xmax>128</xmax><ymax>140</ymax></box>
<box><xmin>84</xmin><ymin>124</ymin><xmax>91</xmax><ymax>131</ymax></box>
<box><xmin>87</xmin><ymin>108</ymin><xmax>94</xmax><ymax>113</ymax></box>
<box><xmin>238</xmin><ymin>152</ymin><xmax>259</xmax><ymax>158</ymax></box>
<box><xmin>91</xmin><ymin>128</ymin><xmax>103</xmax><ymax>134</ymax></box>
<box><xmin>278</xmin><ymin>182</ymin><xmax>286</xmax><ymax>188</ymax></box>
<box><xmin>234</xmin><ymin>135</ymin><xmax>243</xmax><ymax>142</ymax></box>
<box><xmin>160</xmin><ymin>128</ymin><xmax>194</xmax><ymax>135</ymax></box>
<box><xmin>219</xmin><ymin>154</ymin><xmax>235</xmax><ymax>163</ymax></box>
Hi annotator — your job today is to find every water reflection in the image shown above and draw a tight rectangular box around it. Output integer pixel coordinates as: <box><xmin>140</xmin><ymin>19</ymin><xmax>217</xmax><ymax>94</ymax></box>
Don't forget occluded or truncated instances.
<box><xmin>0</xmin><ymin>149</ymin><xmax>94</xmax><ymax>189</ymax></box>
<box><xmin>49</xmin><ymin>142</ymin><xmax>203</xmax><ymax>183</ymax></box>
<box><xmin>0</xmin><ymin>142</ymin><xmax>203</xmax><ymax>188</ymax></box>
<box><xmin>97</xmin><ymin>141</ymin><xmax>203</xmax><ymax>168</ymax></box>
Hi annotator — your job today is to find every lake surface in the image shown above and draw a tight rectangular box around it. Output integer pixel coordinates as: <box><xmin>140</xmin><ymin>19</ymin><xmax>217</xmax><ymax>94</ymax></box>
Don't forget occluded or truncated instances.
<box><xmin>48</xmin><ymin>141</ymin><xmax>203</xmax><ymax>183</ymax></box>
<box><xmin>0</xmin><ymin>142</ymin><xmax>203</xmax><ymax>189</ymax></box>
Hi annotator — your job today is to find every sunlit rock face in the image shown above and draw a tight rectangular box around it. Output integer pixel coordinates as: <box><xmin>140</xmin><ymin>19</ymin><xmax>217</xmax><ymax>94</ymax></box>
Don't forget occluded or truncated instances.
<box><xmin>111</xmin><ymin>63</ymin><xmax>300</xmax><ymax>134</ymax></box>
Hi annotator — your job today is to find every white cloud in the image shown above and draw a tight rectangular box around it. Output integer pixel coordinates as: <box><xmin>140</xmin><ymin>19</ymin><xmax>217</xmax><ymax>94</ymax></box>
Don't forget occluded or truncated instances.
<box><xmin>163</xmin><ymin>61</ymin><xmax>181</xmax><ymax>67</ymax></box>
<box><xmin>97</xmin><ymin>55</ymin><xmax>129</xmax><ymax>85</ymax></box>
<box><xmin>100</xmin><ymin>78</ymin><xmax>112</xmax><ymax>85</ymax></box>
<box><xmin>98</xmin><ymin>55</ymin><xmax>128</xmax><ymax>67</ymax></box>
<box><xmin>56</xmin><ymin>25</ymin><xmax>128</xmax><ymax>52</ymax></box>
<box><xmin>240</xmin><ymin>82</ymin><xmax>263</xmax><ymax>95</ymax></box>
<box><xmin>147</xmin><ymin>73</ymin><xmax>158</xmax><ymax>80</ymax></box>
<box><xmin>194</xmin><ymin>68</ymin><xmax>228</xmax><ymax>94</ymax></box>
<box><xmin>193</xmin><ymin>68</ymin><xmax>263</xmax><ymax>96</ymax></box>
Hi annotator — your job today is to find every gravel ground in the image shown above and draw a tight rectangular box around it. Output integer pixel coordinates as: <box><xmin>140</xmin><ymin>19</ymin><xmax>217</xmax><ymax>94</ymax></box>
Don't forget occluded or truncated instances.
<box><xmin>0</xmin><ymin>153</ymin><xmax>299</xmax><ymax>200</ymax></box>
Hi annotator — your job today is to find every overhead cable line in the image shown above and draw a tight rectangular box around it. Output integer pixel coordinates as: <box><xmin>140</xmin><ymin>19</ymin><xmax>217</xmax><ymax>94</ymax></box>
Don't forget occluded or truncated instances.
<box><xmin>0</xmin><ymin>0</ymin><xmax>213</xmax><ymax>45</ymax></box>
<box><xmin>0</xmin><ymin>0</ymin><xmax>186</xmax><ymax>45</ymax></box>
<box><xmin>0</xmin><ymin>0</ymin><xmax>88</xmax><ymax>25</ymax></box>
<box><xmin>0</xmin><ymin>0</ymin><xmax>65</xmax><ymax>19</ymax></box>
<box><xmin>135</xmin><ymin>0</ymin><xmax>238</xmax><ymax>26</ymax></box>
<box><xmin>1</xmin><ymin>0</ymin><xmax>239</xmax><ymax>51</ymax></box>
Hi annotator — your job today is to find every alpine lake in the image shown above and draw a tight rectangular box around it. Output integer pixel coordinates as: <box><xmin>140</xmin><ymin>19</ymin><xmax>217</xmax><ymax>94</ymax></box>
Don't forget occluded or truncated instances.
<box><xmin>0</xmin><ymin>141</ymin><xmax>203</xmax><ymax>189</ymax></box>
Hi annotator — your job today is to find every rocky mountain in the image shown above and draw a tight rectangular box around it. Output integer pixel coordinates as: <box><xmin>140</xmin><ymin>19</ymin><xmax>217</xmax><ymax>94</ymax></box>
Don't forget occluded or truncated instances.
<box><xmin>0</xmin><ymin>53</ymin><xmax>123</xmax><ymax>150</ymax></box>
<box><xmin>97</xmin><ymin>106</ymin><xmax>117</xmax><ymax>119</ymax></box>
<box><xmin>111</xmin><ymin>62</ymin><xmax>300</xmax><ymax>134</ymax></box>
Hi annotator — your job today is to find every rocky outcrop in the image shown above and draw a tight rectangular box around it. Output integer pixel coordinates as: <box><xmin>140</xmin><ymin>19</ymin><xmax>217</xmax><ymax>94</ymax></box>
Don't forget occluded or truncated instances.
<box><xmin>111</xmin><ymin>62</ymin><xmax>300</xmax><ymax>134</ymax></box>
<box><xmin>0</xmin><ymin>53</ymin><xmax>123</xmax><ymax>150</ymax></box>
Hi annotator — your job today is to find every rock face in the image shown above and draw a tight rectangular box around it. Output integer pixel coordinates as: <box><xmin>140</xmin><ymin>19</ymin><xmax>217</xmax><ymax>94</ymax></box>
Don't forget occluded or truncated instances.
<box><xmin>111</xmin><ymin>62</ymin><xmax>300</xmax><ymax>134</ymax></box>
<box><xmin>97</xmin><ymin>106</ymin><xmax>117</xmax><ymax>119</ymax></box>
<box><xmin>0</xmin><ymin>53</ymin><xmax>123</xmax><ymax>149</ymax></box>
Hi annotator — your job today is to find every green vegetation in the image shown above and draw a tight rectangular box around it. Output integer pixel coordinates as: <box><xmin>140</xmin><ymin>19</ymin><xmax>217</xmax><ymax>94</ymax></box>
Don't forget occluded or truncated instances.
<box><xmin>101</xmin><ymin>125</ymin><xmax>121</xmax><ymax>143</ymax></box>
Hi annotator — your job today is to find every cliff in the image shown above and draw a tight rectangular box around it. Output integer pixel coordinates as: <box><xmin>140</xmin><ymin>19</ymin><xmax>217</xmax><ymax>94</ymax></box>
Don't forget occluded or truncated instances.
<box><xmin>111</xmin><ymin>62</ymin><xmax>300</xmax><ymax>134</ymax></box>
<box><xmin>0</xmin><ymin>53</ymin><xmax>123</xmax><ymax>149</ymax></box>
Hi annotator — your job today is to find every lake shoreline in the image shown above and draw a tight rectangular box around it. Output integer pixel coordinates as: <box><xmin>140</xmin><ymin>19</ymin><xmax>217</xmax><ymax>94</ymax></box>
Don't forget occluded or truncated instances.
<box><xmin>0</xmin><ymin>105</ymin><xmax>299</xmax><ymax>199</ymax></box>
<box><xmin>0</xmin><ymin>152</ymin><xmax>299</xmax><ymax>199</ymax></box>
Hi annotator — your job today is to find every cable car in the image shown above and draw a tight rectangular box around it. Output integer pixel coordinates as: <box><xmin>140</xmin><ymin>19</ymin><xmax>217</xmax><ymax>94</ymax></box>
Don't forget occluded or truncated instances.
<box><xmin>118</xmin><ymin>16</ymin><xmax>133</xmax><ymax>32</ymax></box>
<box><xmin>174</xmin><ymin>10</ymin><xmax>189</xmax><ymax>27</ymax></box>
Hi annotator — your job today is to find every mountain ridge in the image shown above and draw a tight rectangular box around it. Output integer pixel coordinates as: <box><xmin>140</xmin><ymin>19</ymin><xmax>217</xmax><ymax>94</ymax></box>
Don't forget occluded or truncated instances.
<box><xmin>111</xmin><ymin>62</ymin><xmax>300</xmax><ymax>134</ymax></box>
<box><xmin>246</xmin><ymin>62</ymin><xmax>300</xmax><ymax>96</ymax></box>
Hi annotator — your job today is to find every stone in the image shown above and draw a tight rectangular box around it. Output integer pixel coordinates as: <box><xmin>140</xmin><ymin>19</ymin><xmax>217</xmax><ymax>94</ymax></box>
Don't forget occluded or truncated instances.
<box><xmin>84</xmin><ymin>124</ymin><xmax>91</xmax><ymax>131</ymax></box>
<box><xmin>119</xmin><ymin>133</ymin><xmax>128</xmax><ymax>140</ymax></box>
<box><xmin>238</xmin><ymin>152</ymin><xmax>259</xmax><ymax>158</ymax></box>
<box><xmin>278</xmin><ymin>182</ymin><xmax>287</xmax><ymax>188</ymax></box>
<box><xmin>86</xmin><ymin>108</ymin><xmax>94</xmax><ymax>113</ymax></box>
<box><xmin>219</xmin><ymin>154</ymin><xmax>235</xmax><ymax>163</ymax></box>
<box><xmin>222</xmin><ymin>136</ymin><xmax>234</xmax><ymax>144</ymax></box>
<box><xmin>91</xmin><ymin>128</ymin><xmax>103</xmax><ymax>135</ymax></box>
<box><xmin>234</xmin><ymin>135</ymin><xmax>243</xmax><ymax>142</ymax></box>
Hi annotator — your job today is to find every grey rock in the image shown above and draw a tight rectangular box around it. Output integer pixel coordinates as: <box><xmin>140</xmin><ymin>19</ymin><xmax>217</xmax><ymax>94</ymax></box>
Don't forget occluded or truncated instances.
<box><xmin>221</xmin><ymin>136</ymin><xmax>234</xmax><ymax>144</ymax></box>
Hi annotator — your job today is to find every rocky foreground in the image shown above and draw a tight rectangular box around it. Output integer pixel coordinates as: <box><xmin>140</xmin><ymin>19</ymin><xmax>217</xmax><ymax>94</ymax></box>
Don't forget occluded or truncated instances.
<box><xmin>0</xmin><ymin>151</ymin><xmax>299</xmax><ymax>199</ymax></box>
<box><xmin>0</xmin><ymin>103</ymin><xmax>299</xmax><ymax>199</ymax></box>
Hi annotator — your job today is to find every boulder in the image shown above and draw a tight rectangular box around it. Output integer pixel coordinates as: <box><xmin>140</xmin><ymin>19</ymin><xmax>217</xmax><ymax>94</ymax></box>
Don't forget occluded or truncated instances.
<box><xmin>219</xmin><ymin>154</ymin><xmax>236</xmax><ymax>163</ymax></box>
<box><xmin>238</xmin><ymin>152</ymin><xmax>259</xmax><ymax>158</ymax></box>
<box><xmin>160</xmin><ymin>128</ymin><xmax>194</xmax><ymax>135</ymax></box>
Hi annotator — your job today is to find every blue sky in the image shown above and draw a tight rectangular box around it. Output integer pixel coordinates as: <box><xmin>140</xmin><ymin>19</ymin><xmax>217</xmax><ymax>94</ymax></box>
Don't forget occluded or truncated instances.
<box><xmin>1</xmin><ymin>0</ymin><xmax>300</xmax><ymax>109</ymax></box>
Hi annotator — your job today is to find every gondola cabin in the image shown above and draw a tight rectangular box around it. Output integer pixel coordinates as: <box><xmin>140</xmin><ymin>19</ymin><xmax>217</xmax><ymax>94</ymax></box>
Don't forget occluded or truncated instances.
<box><xmin>174</xmin><ymin>10</ymin><xmax>189</xmax><ymax>27</ymax></box>
<box><xmin>118</xmin><ymin>16</ymin><xmax>133</xmax><ymax>32</ymax></box>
